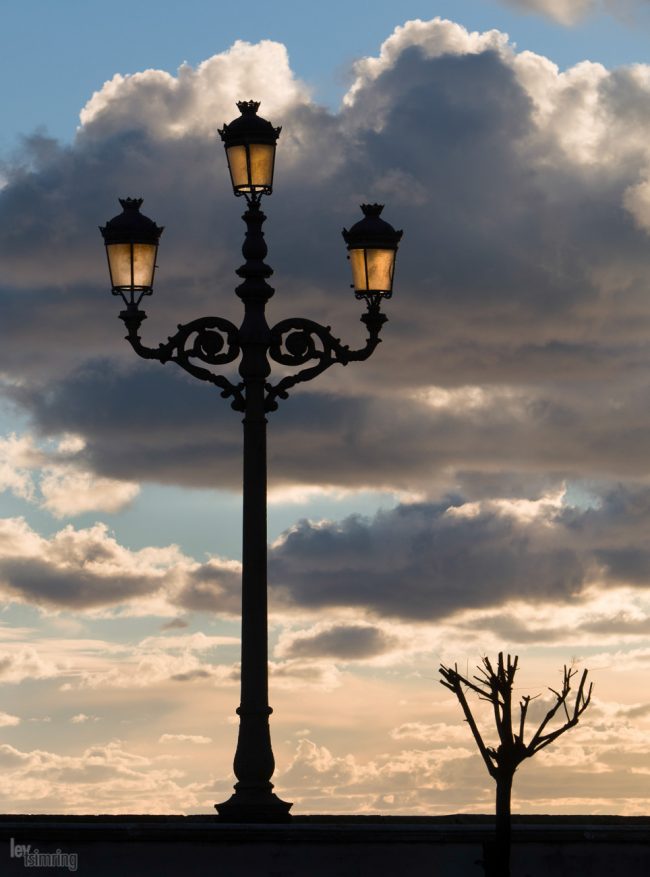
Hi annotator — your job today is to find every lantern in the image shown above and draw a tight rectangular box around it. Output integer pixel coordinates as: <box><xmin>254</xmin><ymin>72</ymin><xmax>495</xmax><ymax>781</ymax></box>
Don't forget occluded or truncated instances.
<box><xmin>100</xmin><ymin>198</ymin><xmax>163</xmax><ymax>304</ymax></box>
<box><xmin>342</xmin><ymin>204</ymin><xmax>402</xmax><ymax>298</ymax></box>
<box><xmin>219</xmin><ymin>101</ymin><xmax>281</xmax><ymax>197</ymax></box>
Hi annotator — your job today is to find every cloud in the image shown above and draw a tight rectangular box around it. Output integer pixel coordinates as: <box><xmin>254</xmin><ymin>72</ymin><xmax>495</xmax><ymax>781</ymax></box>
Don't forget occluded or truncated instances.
<box><xmin>70</xmin><ymin>713</ymin><xmax>99</xmax><ymax>724</ymax></box>
<box><xmin>160</xmin><ymin>618</ymin><xmax>189</xmax><ymax>631</ymax></box>
<box><xmin>279</xmin><ymin>737</ymin><xmax>477</xmax><ymax>813</ymax></box>
<box><xmin>0</xmin><ymin>434</ymin><xmax>39</xmax><ymax>501</ymax></box>
<box><xmin>158</xmin><ymin>733</ymin><xmax>211</xmax><ymax>744</ymax></box>
<box><xmin>1</xmin><ymin>19</ymin><xmax>650</xmax><ymax>508</ymax></box>
<box><xmin>0</xmin><ymin>648</ymin><xmax>63</xmax><ymax>685</ymax></box>
<box><xmin>0</xmin><ymin>14</ymin><xmax>648</xmax><ymax>654</ymax></box>
<box><xmin>2</xmin><ymin>480</ymin><xmax>650</xmax><ymax>630</ymax></box>
<box><xmin>0</xmin><ymin>431</ymin><xmax>139</xmax><ymax>517</ymax></box>
<box><xmin>0</xmin><ymin>516</ymin><xmax>243</xmax><ymax>616</ymax></box>
<box><xmin>390</xmin><ymin>722</ymin><xmax>471</xmax><ymax>744</ymax></box>
<box><xmin>285</xmin><ymin>708</ymin><xmax>650</xmax><ymax>812</ymax></box>
<box><xmin>269</xmin><ymin>496</ymin><xmax>586</xmax><ymax>621</ymax></box>
<box><xmin>267</xmin><ymin>484</ymin><xmax>650</xmax><ymax>622</ymax></box>
<box><xmin>618</xmin><ymin>702</ymin><xmax>650</xmax><ymax>719</ymax></box>
<box><xmin>0</xmin><ymin>740</ymin><xmax>215</xmax><ymax>813</ymax></box>
<box><xmin>39</xmin><ymin>468</ymin><xmax>139</xmax><ymax>517</ymax></box>
<box><xmin>79</xmin><ymin>40</ymin><xmax>309</xmax><ymax>143</ymax></box>
<box><xmin>499</xmin><ymin>0</ymin><xmax>595</xmax><ymax>23</ymax></box>
<box><xmin>275</xmin><ymin>623</ymin><xmax>400</xmax><ymax>660</ymax></box>
<box><xmin>0</xmin><ymin>519</ymin><xmax>177</xmax><ymax>610</ymax></box>
<box><xmin>174</xmin><ymin>560</ymin><xmax>242</xmax><ymax>616</ymax></box>
<box><xmin>0</xmin><ymin>712</ymin><xmax>20</xmax><ymax>728</ymax></box>
<box><xmin>0</xmin><ymin>19</ymin><xmax>650</xmax><ymax>520</ymax></box>
<box><xmin>499</xmin><ymin>0</ymin><xmax>650</xmax><ymax>25</ymax></box>
<box><xmin>344</xmin><ymin>18</ymin><xmax>510</xmax><ymax>108</ymax></box>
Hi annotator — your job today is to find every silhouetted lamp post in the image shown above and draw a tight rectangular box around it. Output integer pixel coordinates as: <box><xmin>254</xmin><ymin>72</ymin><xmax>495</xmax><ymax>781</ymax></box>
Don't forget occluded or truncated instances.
<box><xmin>100</xmin><ymin>100</ymin><xmax>402</xmax><ymax>822</ymax></box>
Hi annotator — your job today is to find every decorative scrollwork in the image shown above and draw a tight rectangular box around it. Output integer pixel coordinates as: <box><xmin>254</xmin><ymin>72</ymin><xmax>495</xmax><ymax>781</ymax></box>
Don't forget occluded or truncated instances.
<box><xmin>270</xmin><ymin>319</ymin><xmax>347</xmax><ymax>366</ymax></box>
<box><xmin>166</xmin><ymin>316</ymin><xmax>241</xmax><ymax>367</ymax></box>
<box><xmin>265</xmin><ymin>307</ymin><xmax>387</xmax><ymax>411</ymax></box>
<box><xmin>120</xmin><ymin>307</ymin><xmax>246</xmax><ymax>411</ymax></box>
<box><xmin>119</xmin><ymin>298</ymin><xmax>387</xmax><ymax>415</ymax></box>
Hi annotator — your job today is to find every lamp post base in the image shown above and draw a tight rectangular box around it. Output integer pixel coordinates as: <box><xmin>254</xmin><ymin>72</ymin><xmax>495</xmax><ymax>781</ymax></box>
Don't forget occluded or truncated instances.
<box><xmin>215</xmin><ymin>785</ymin><xmax>293</xmax><ymax>823</ymax></box>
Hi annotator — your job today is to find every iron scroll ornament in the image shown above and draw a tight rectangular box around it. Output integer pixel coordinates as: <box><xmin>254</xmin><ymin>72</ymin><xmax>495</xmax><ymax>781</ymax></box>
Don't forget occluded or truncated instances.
<box><xmin>119</xmin><ymin>298</ymin><xmax>387</xmax><ymax>415</ymax></box>
<box><xmin>265</xmin><ymin>301</ymin><xmax>387</xmax><ymax>412</ymax></box>
<box><xmin>120</xmin><ymin>305</ymin><xmax>245</xmax><ymax>410</ymax></box>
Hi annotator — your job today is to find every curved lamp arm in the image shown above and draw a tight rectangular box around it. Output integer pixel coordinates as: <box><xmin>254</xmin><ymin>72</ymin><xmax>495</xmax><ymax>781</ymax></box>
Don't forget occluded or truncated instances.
<box><xmin>120</xmin><ymin>304</ymin><xmax>246</xmax><ymax>410</ymax></box>
<box><xmin>265</xmin><ymin>300</ymin><xmax>387</xmax><ymax>411</ymax></box>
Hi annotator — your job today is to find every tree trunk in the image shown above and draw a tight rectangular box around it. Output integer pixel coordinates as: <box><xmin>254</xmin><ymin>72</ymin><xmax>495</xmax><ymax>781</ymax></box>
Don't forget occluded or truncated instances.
<box><xmin>493</xmin><ymin>770</ymin><xmax>514</xmax><ymax>877</ymax></box>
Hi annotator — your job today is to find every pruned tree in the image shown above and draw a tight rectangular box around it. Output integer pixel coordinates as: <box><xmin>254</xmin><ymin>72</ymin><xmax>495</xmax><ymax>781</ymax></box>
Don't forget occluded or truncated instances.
<box><xmin>439</xmin><ymin>652</ymin><xmax>592</xmax><ymax>877</ymax></box>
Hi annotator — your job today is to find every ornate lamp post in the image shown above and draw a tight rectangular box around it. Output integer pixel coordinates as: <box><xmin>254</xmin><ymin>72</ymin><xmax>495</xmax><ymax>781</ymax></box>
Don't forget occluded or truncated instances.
<box><xmin>100</xmin><ymin>101</ymin><xmax>402</xmax><ymax>822</ymax></box>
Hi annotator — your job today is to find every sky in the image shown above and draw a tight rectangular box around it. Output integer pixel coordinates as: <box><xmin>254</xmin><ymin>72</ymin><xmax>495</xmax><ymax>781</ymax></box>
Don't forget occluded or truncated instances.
<box><xmin>0</xmin><ymin>0</ymin><xmax>649</xmax><ymax>816</ymax></box>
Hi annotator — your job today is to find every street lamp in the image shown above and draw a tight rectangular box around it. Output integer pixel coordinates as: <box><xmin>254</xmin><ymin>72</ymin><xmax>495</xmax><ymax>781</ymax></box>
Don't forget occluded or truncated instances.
<box><xmin>101</xmin><ymin>197</ymin><xmax>163</xmax><ymax>304</ymax></box>
<box><xmin>100</xmin><ymin>101</ymin><xmax>402</xmax><ymax>822</ymax></box>
<box><xmin>219</xmin><ymin>99</ymin><xmax>281</xmax><ymax>196</ymax></box>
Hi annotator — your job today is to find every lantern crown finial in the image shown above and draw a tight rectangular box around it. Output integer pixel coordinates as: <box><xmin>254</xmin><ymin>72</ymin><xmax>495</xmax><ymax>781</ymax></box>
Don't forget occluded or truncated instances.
<box><xmin>118</xmin><ymin>197</ymin><xmax>144</xmax><ymax>211</ymax></box>
<box><xmin>360</xmin><ymin>203</ymin><xmax>384</xmax><ymax>218</ymax></box>
<box><xmin>236</xmin><ymin>100</ymin><xmax>261</xmax><ymax>115</ymax></box>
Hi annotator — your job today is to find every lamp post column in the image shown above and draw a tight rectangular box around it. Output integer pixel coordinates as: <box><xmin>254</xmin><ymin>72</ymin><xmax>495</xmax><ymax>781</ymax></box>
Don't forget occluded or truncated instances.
<box><xmin>216</xmin><ymin>199</ymin><xmax>292</xmax><ymax>821</ymax></box>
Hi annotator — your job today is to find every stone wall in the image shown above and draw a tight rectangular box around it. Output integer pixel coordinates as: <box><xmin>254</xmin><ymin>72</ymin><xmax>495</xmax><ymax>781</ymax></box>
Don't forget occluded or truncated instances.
<box><xmin>0</xmin><ymin>815</ymin><xmax>647</xmax><ymax>876</ymax></box>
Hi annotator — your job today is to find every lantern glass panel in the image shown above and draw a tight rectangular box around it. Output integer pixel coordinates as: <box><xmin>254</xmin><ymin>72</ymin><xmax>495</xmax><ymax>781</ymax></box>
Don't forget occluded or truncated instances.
<box><xmin>248</xmin><ymin>143</ymin><xmax>275</xmax><ymax>190</ymax></box>
<box><xmin>349</xmin><ymin>248</ymin><xmax>368</xmax><ymax>292</ymax></box>
<box><xmin>349</xmin><ymin>247</ymin><xmax>395</xmax><ymax>293</ymax></box>
<box><xmin>227</xmin><ymin>143</ymin><xmax>275</xmax><ymax>192</ymax></box>
<box><xmin>226</xmin><ymin>145</ymin><xmax>249</xmax><ymax>191</ymax></box>
<box><xmin>107</xmin><ymin>242</ymin><xmax>157</xmax><ymax>289</ymax></box>
<box><xmin>365</xmin><ymin>248</ymin><xmax>395</xmax><ymax>293</ymax></box>
<box><xmin>107</xmin><ymin>243</ymin><xmax>132</xmax><ymax>288</ymax></box>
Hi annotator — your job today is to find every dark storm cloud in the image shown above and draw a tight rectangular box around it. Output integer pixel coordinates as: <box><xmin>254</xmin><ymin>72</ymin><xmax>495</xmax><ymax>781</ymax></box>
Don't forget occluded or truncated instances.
<box><xmin>175</xmin><ymin>563</ymin><xmax>241</xmax><ymax>615</ymax></box>
<box><xmin>457</xmin><ymin>612</ymin><xmax>572</xmax><ymax>643</ymax></box>
<box><xmin>269</xmin><ymin>500</ymin><xmax>586</xmax><ymax>620</ymax></box>
<box><xmin>268</xmin><ymin>482</ymin><xmax>650</xmax><ymax>622</ymax></box>
<box><xmin>1</xmin><ymin>481</ymin><xmax>648</xmax><ymax>621</ymax></box>
<box><xmin>161</xmin><ymin>618</ymin><xmax>189</xmax><ymax>631</ymax></box>
<box><xmin>1</xmin><ymin>21</ymin><xmax>650</xmax><ymax>501</ymax></box>
<box><xmin>0</xmin><ymin>517</ymin><xmax>245</xmax><ymax>614</ymax></box>
<box><xmin>596</xmin><ymin>547</ymin><xmax>650</xmax><ymax>583</ymax></box>
<box><xmin>0</xmin><ymin>556</ymin><xmax>160</xmax><ymax>609</ymax></box>
<box><xmin>277</xmin><ymin>624</ymin><xmax>399</xmax><ymax>659</ymax></box>
<box><xmin>12</xmin><ymin>356</ymin><xmax>650</xmax><ymax>495</ymax></box>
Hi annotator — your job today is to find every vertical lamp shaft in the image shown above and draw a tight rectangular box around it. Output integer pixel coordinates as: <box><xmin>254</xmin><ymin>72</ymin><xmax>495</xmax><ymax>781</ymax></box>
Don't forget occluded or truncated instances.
<box><xmin>215</xmin><ymin>200</ymin><xmax>291</xmax><ymax>821</ymax></box>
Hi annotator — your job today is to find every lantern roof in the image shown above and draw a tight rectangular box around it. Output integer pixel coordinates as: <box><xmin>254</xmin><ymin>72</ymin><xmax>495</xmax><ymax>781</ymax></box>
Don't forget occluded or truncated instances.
<box><xmin>219</xmin><ymin>101</ymin><xmax>282</xmax><ymax>148</ymax></box>
<box><xmin>342</xmin><ymin>204</ymin><xmax>403</xmax><ymax>251</ymax></box>
<box><xmin>100</xmin><ymin>198</ymin><xmax>164</xmax><ymax>246</ymax></box>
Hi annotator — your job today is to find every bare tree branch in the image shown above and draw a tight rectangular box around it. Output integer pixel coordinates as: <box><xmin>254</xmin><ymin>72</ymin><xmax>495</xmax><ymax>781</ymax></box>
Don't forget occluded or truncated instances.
<box><xmin>528</xmin><ymin>667</ymin><xmax>592</xmax><ymax>754</ymax></box>
<box><xmin>527</xmin><ymin>665</ymin><xmax>591</xmax><ymax>753</ymax></box>
<box><xmin>518</xmin><ymin>695</ymin><xmax>531</xmax><ymax>743</ymax></box>
<box><xmin>439</xmin><ymin>663</ymin><xmax>497</xmax><ymax>778</ymax></box>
